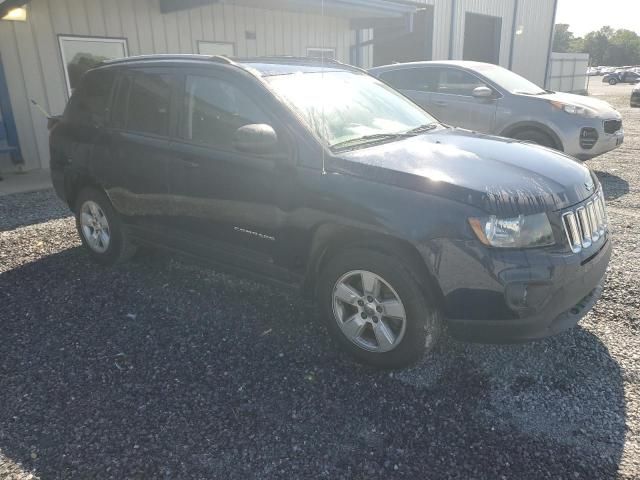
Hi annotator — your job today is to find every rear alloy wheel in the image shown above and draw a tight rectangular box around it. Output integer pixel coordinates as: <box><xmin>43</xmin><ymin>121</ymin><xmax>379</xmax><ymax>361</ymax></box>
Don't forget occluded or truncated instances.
<box><xmin>80</xmin><ymin>200</ymin><xmax>111</xmax><ymax>254</ymax></box>
<box><xmin>75</xmin><ymin>187</ymin><xmax>137</xmax><ymax>265</ymax></box>
<box><xmin>320</xmin><ymin>248</ymin><xmax>442</xmax><ymax>369</ymax></box>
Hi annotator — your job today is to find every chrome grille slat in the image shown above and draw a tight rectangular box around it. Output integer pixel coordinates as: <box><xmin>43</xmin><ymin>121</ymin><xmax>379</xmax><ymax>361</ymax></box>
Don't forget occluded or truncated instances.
<box><xmin>587</xmin><ymin>202</ymin><xmax>600</xmax><ymax>242</ymax></box>
<box><xmin>563</xmin><ymin>212</ymin><xmax>582</xmax><ymax>253</ymax></box>
<box><xmin>593</xmin><ymin>197</ymin><xmax>605</xmax><ymax>235</ymax></box>
<box><xmin>576</xmin><ymin>207</ymin><xmax>592</xmax><ymax>248</ymax></box>
<box><xmin>562</xmin><ymin>192</ymin><xmax>608</xmax><ymax>253</ymax></box>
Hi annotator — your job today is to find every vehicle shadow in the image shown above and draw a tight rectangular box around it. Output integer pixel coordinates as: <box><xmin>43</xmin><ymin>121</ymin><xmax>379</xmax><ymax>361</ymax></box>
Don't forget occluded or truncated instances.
<box><xmin>594</xmin><ymin>170</ymin><xmax>630</xmax><ymax>202</ymax></box>
<box><xmin>0</xmin><ymin>248</ymin><xmax>627</xmax><ymax>479</ymax></box>
<box><xmin>0</xmin><ymin>189</ymin><xmax>71</xmax><ymax>232</ymax></box>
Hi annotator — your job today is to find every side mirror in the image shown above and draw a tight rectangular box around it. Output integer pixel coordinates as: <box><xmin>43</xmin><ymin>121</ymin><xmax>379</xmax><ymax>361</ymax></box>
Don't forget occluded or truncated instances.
<box><xmin>472</xmin><ymin>86</ymin><xmax>494</xmax><ymax>98</ymax></box>
<box><xmin>233</xmin><ymin>124</ymin><xmax>279</xmax><ymax>155</ymax></box>
<box><xmin>47</xmin><ymin>115</ymin><xmax>63</xmax><ymax>131</ymax></box>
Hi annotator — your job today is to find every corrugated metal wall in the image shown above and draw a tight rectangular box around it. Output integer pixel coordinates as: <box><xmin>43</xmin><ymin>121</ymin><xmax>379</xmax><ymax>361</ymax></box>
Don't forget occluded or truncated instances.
<box><xmin>511</xmin><ymin>0</ymin><xmax>557</xmax><ymax>86</ymax></box>
<box><xmin>547</xmin><ymin>52</ymin><xmax>589</xmax><ymax>94</ymax></box>
<box><xmin>0</xmin><ymin>0</ymin><xmax>352</xmax><ymax>171</ymax></box>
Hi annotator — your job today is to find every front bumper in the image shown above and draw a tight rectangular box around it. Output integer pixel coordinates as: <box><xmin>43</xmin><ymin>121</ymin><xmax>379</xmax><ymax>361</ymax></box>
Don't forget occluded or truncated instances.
<box><xmin>560</xmin><ymin>117</ymin><xmax>624</xmax><ymax>160</ymax></box>
<box><xmin>427</xmin><ymin>233</ymin><xmax>612</xmax><ymax>344</ymax></box>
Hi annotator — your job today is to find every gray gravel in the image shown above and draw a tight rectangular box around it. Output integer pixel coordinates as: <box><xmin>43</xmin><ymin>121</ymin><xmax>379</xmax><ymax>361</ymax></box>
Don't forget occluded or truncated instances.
<box><xmin>0</xmin><ymin>82</ymin><xmax>639</xmax><ymax>479</ymax></box>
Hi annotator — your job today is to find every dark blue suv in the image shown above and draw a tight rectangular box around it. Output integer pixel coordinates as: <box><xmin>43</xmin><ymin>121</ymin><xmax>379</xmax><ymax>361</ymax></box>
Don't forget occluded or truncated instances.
<box><xmin>49</xmin><ymin>55</ymin><xmax>611</xmax><ymax>368</ymax></box>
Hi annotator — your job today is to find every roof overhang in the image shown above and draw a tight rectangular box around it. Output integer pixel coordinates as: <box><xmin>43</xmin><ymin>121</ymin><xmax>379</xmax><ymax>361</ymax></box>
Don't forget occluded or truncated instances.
<box><xmin>160</xmin><ymin>0</ymin><xmax>417</xmax><ymax>19</ymax></box>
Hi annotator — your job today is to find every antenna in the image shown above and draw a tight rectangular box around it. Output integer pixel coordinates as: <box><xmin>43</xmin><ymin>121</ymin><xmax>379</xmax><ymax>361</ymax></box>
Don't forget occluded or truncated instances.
<box><xmin>321</xmin><ymin>0</ymin><xmax>327</xmax><ymax>175</ymax></box>
<box><xmin>30</xmin><ymin>99</ymin><xmax>52</xmax><ymax>119</ymax></box>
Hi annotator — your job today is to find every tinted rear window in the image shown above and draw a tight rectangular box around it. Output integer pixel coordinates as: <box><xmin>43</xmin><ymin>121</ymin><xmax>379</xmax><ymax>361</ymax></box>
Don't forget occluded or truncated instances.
<box><xmin>65</xmin><ymin>69</ymin><xmax>116</xmax><ymax>125</ymax></box>
<box><xmin>126</xmin><ymin>72</ymin><xmax>173</xmax><ymax>136</ymax></box>
<box><xmin>110</xmin><ymin>75</ymin><xmax>131</xmax><ymax>130</ymax></box>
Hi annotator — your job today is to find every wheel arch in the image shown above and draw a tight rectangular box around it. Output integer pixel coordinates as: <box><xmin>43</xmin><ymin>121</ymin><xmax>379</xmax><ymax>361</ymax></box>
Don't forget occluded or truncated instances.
<box><xmin>301</xmin><ymin>223</ymin><xmax>444</xmax><ymax>308</ymax></box>
<box><xmin>64</xmin><ymin>171</ymin><xmax>106</xmax><ymax>213</ymax></box>
<box><xmin>500</xmin><ymin>121</ymin><xmax>564</xmax><ymax>151</ymax></box>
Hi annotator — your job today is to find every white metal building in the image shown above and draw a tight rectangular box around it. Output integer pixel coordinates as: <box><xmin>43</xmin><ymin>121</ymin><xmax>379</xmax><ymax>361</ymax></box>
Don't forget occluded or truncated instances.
<box><xmin>0</xmin><ymin>0</ymin><xmax>557</xmax><ymax>173</ymax></box>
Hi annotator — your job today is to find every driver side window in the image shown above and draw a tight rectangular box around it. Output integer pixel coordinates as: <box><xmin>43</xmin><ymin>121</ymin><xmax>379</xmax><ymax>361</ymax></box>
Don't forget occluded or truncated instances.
<box><xmin>437</xmin><ymin>68</ymin><xmax>487</xmax><ymax>96</ymax></box>
<box><xmin>183</xmin><ymin>75</ymin><xmax>269</xmax><ymax>149</ymax></box>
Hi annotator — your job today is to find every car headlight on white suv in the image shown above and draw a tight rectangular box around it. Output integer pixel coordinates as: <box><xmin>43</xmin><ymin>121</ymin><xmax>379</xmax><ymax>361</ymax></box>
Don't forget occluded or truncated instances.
<box><xmin>468</xmin><ymin>213</ymin><xmax>555</xmax><ymax>248</ymax></box>
<box><xmin>550</xmin><ymin>101</ymin><xmax>598</xmax><ymax>118</ymax></box>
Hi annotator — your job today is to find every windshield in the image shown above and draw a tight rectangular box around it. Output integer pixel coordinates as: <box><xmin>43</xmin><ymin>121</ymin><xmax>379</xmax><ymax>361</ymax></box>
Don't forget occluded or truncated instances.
<box><xmin>474</xmin><ymin>64</ymin><xmax>546</xmax><ymax>95</ymax></box>
<box><xmin>265</xmin><ymin>71</ymin><xmax>437</xmax><ymax>148</ymax></box>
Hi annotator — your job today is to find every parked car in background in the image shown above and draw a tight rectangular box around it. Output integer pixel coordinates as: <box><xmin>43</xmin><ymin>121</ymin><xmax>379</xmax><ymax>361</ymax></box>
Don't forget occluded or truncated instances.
<box><xmin>587</xmin><ymin>67</ymin><xmax>599</xmax><ymax>76</ymax></box>
<box><xmin>632</xmin><ymin>84</ymin><xmax>640</xmax><ymax>108</ymax></box>
<box><xmin>49</xmin><ymin>55</ymin><xmax>612</xmax><ymax>368</ymax></box>
<box><xmin>370</xmin><ymin>60</ymin><xmax>624</xmax><ymax>160</ymax></box>
<box><xmin>603</xmin><ymin>70</ymin><xmax>640</xmax><ymax>85</ymax></box>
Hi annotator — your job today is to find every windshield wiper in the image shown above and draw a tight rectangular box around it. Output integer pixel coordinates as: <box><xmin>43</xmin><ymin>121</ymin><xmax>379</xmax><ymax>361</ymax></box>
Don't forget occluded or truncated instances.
<box><xmin>404</xmin><ymin>123</ymin><xmax>439</xmax><ymax>135</ymax></box>
<box><xmin>331</xmin><ymin>132</ymin><xmax>414</xmax><ymax>150</ymax></box>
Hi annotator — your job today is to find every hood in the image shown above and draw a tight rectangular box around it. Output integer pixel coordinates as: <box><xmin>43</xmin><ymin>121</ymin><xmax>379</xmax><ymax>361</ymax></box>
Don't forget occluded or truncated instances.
<box><xmin>335</xmin><ymin>128</ymin><xmax>596</xmax><ymax>216</ymax></box>
<box><xmin>537</xmin><ymin>91</ymin><xmax>620</xmax><ymax>118</ymax></box>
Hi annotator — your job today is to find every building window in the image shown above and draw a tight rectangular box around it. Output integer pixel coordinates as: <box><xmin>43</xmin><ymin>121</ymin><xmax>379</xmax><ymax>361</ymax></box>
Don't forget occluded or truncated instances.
<box><xmin>307</xmin><ymin>48</ymin><xmax>336</xmax><ymax>60</ymax></box>
<box><xmin>198</xmin><ymin>41</ymin><xmax>235</xmax><ymax>57</ymax></box>
<box><xmin>58</xmin><ymin>35</ymin><xmax>128</xmax><ymax>96</ymax></box>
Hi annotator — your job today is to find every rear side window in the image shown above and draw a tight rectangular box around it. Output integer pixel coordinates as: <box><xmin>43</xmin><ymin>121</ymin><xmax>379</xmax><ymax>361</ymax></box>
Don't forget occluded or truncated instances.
<box><xmin>126</xmin><ymin>72</ymin><xmax>173</xmax><ymax>136</ymax></box>
<box><xmin>110</xmin><ymin>75</ymin><xmax>131</xmax><ymax>130</ymax></box>
<box><xmin>380</xmin><ymin>68</ymin><xmax>438</xmax><ymax>93</ymax></box>
<box><xmin>65</xmin><ymin>69</ymin><xmax>116</xmax><ymax>125</ymax></box>
<box><xmin>182</xmin><ymin>75</ymin><xmax>269</xmax><ymax>149</ymax></box>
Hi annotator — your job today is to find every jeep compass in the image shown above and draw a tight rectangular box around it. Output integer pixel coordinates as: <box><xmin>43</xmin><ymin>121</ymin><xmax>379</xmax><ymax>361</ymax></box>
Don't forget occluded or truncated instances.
<box><xmin>49</xmin><ymin>56</ymin><xmax>611</xmax><ymax>368</ymax></box>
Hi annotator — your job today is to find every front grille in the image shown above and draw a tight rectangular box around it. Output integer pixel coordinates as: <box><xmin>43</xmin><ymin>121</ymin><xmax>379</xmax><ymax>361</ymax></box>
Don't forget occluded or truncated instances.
<box><xmin>580</xmin><ymin>127</ymin><xmax>598</xmax><ymax>149</ymax></box>
<box><xmin>603</xmin><ymin>119</ymin><xmax>622</xmax><ymax>134</ymax></box>
<box><xmin>562</xmin><ymin>192</ymin><xmax>608</xmax><ymax>253</ymax></box>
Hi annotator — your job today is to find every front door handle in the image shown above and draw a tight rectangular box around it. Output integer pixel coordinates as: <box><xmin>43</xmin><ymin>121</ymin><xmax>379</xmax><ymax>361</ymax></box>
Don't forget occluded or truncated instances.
<box><xmin>178</xmin><ymin>158</ymin><xmax>200</xmax><ymax>169</ymax></box>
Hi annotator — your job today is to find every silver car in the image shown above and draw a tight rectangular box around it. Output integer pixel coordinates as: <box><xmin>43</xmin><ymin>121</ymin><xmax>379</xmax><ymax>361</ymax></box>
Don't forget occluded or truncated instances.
<box><xmin>369</xmin><ymin>61</ymin><xmax>624</xmax><ymax>160</ymax></box>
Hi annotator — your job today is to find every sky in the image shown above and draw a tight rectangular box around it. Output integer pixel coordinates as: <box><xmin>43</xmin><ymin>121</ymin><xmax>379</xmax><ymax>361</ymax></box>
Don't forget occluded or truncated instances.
<box><xmin>556</xmin><ymin>0</ymin><xmax>640</xmax><ymax>36</ymax></box>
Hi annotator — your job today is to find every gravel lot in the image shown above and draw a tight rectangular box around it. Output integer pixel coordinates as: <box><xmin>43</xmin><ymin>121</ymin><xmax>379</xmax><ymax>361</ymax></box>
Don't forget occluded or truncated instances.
<box><xmin>1</xmin><ymin>81</ymin><xmax>639</xmax><ymax>479</ymax></box>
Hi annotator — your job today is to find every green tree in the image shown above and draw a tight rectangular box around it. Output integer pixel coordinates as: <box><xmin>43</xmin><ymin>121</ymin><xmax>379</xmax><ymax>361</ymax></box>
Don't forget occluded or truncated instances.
<box><xmin>583</xmin><ymin>27</ymin><xmax>614</xmax><ymax>65</ymax></box>
<box><xmin>554</xmin><ymin>24</ymin><xmax>640</xmax><ymax>66</ymax></box>
<box><xmin>553</xmin><ymin>24</ymin><xmax>575</xmax><ymax>53</ymax></box>
<box><xmin>607</xmin><ymin>29</ymin><xmax>640</xmax><ymax>65</ymax></box>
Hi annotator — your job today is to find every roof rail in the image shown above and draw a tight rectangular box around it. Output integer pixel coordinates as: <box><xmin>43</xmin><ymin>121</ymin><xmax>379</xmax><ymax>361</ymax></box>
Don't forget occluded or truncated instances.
<box><xmin>100</xmin><ymin>54</ymin><xmax>237</xmax><ymax>66</ymax></box>
<box><xmin>238</xmin><ymin>56</ymin><xmax>366</xmax><ymax>72</ymax></box>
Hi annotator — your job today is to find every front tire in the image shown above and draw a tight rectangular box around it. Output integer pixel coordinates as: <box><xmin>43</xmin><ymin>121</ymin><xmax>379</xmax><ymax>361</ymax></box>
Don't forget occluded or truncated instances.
<box><xmin>75</xmin><ymin>187</ymin><xmax>137</xmax><ymax>266</ymax></box>
<box><xmin>511</xmin><ymin>129</ymin><xmax>556</xmax><ymax>149</ymax></box>
<box><xmin>318</xmin><ymin>248</ymin><xmax>442</xmax><ymax>369</ymax></box>
<box><xmin>609</xmin><ymin>78</ymin><xmax>618</xmax><ymax>85</ymax></box>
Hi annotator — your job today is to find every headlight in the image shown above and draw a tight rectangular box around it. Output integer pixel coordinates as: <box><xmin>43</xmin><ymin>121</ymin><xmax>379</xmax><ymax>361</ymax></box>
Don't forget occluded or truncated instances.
<box><xmin>468</xmin><ymin>213</ymin><xmax>555</xmax><ymax>248</ymax></box>
<box><xmin>550</xmin><ymin>101</ymin><xmax>597</xmax><ymax>118</ymax></box>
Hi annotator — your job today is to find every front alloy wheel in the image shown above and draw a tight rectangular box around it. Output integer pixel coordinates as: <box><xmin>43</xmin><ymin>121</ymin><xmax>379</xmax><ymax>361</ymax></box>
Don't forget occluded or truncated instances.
<box><xmin>320</xmin><ymin>248</ymin><xmax>442</xmax><ymax>369</ymax></box>
<box><xmin>332</xmin><ymin>270</ymin><xmax>407</xmax><ymax>353</ymax></box>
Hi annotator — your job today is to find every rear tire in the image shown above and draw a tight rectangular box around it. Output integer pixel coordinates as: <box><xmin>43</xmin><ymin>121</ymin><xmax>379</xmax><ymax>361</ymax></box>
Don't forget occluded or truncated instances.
<box><xmin>75</xmin><ymin>187</ymin><xmax>137</xmax><ymax>266</ymax></box>
<box><xmin>511</xmin><ymin>129</ymin><xmax>557</xmax><ymax>149</ymax></box>
<box><xmin>318</xmin><ymin>248</ymin><xmax>442</xmax><ymax>369</ymax></box>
